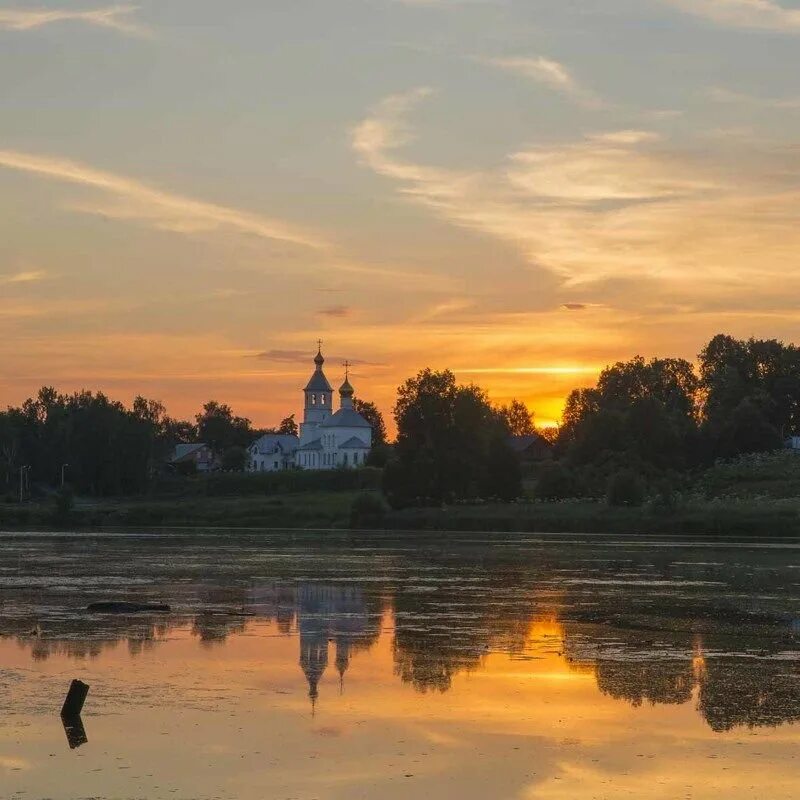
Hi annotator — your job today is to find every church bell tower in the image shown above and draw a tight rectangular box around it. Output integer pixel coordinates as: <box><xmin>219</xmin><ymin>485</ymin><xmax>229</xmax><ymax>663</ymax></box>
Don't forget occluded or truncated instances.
<box><xmin>299</xmin><ymin>342</ymin><xmax>333</xmax><ymax>443</ymax></box>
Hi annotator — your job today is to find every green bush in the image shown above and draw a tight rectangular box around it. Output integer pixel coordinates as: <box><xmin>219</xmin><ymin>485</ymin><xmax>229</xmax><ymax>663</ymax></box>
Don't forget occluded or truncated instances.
<box><xmin>607</xmin><ymin>470</ymin><xmax>646</xmax><ymax>507</ymax></box>
<box><xmin>535</xmin><ymin>463</ymin><xmax>577</xmax><ymax>501</ymax></box>
<box><xmin>349</xmin><ymin>491</ymin><xmax>388</xmax><ymax>529</ymax></box>
<box><xmin>150</xmin><ymin>467</ymin><xmax>383</xmax><ymax>498</ymax></box>
<box><xmin>52</xmin><ymin>486</ymin><xmax>75</xmax><ymax>521</ymax></box>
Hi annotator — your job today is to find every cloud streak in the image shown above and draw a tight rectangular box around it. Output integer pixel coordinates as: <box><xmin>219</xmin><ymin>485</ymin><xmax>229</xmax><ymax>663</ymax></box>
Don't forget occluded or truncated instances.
<box><xmin>0</xmin><ymin>149</ymin><xmax>328</xmax><ymax>250</ymax></box>
<box><xmin>482</xmin><ymin>56</ymin><xmax>603</xmax><ymax>108</ymax></box>
<box><xmin>665</xmin><ymin>0</ymin><xmax>800</xmax><ymax>31</ymax></box>
<box><xmin>0</xmin><ymin>269</ymin><xmax>46</xmax><ymax>285</ymax></box>
<box><xmin>352</xmin><ymin>88</ymin><xmax>800</xmax><ymax>289</ymax></box>
<box><xmin>0</xmin><ymin>5</ymin><xmax>148</xmax><ymax>36</ymax></box>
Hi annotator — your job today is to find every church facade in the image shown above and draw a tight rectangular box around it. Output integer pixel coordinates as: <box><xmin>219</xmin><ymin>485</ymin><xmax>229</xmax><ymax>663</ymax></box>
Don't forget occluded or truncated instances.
<box><xmin>247</xmin><ymin>345</ymin><xmax>372</xmax><ymax>472</ymax></box>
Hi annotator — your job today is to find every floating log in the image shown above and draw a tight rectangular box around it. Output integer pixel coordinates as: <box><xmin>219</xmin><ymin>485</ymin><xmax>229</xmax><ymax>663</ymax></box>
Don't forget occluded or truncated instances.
<box><xmin>61</xmin><ymin>679</ymin><xmax>90</xmax><ymax>717</ymax></box>
<box><xmin>86</xmin><ymin>601</ymin><xmax>171</xmax><ymax>613</ymax></box>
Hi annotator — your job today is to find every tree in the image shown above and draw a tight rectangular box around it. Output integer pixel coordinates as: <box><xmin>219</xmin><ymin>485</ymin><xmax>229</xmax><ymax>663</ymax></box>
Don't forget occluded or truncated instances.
<box><xmin>277</xmin><ymin>414</ymin><xmax>298</xmax><ymax>436</ymax></box>
<box><xmin>384</xmin><ymin>369</ymin><xmax>521</xmax><ymax>507</ymax></box>
<box><xmin>196</xmin><ymin>401</ymin><xmax>254</xmax><ymax>455</ymax></box>
<box><xmin>699</xmin><ymin>334</ymin><xmax>800</xmax><ymax>457</ymax></box>
<box><xmin>559</xmin><ymin>356</ymin><xmax>700</xmax><ymax>471</ymax></box>
<box><xmin>498</xmin><ymin>399</ymin><xmax>535</xmax><ymax>436</ymax></box>
<box><xmin>715</xmin><ymin>397</ymin><xmax>783</xmax><ymax>459</ymax></box>
<box><xmin>353</xmin><ymin>399</ymin><xmax>388</xmax><ymax>446</ymax></box>
<box><xmin>221</xmin><ymin>445</ymin><xmax>248</xmax><ymax>472</ymax></box>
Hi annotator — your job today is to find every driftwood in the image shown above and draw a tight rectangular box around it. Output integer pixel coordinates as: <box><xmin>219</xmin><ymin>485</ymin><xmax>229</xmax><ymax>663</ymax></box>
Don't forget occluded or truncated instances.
<box><xmin>86</xmin><ymin>601</ymin><xmax>171</xmax><ymax>613</ymax></box>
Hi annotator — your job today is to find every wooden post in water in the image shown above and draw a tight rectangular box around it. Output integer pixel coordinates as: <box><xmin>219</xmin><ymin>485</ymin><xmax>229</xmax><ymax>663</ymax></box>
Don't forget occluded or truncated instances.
<box><xmin>61</xmin><ymin>679</ymin><xmax>90</xmax><ymax>717</ymax></box>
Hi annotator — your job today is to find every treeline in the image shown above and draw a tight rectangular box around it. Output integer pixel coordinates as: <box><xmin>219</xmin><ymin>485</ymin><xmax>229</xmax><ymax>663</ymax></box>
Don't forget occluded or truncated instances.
<box><xmin>2</xmin><ymin>332</ymin><xmax>797</xmax><ymax>503</ymax></box>
<box><xmin>0</xmin><ymin>393</ymin><xmax>293</xmax><ymax>496</ymax></box>
<box><xmin>0</xmin><ymin>386</ymin><xmax>389</xmax><ymax>497</ymax></box>
<box><xmin>382</xmin><ymin>333</ymin><xmax>800</xmax><ymax>508</ymax></box>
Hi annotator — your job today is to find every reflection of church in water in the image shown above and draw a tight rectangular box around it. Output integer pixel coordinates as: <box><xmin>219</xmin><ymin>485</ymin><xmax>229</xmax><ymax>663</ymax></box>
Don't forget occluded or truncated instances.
<box><xmin>250</xmin><ymin>583</ymin><xmax>382</xmax><ymax>710</ymax></box>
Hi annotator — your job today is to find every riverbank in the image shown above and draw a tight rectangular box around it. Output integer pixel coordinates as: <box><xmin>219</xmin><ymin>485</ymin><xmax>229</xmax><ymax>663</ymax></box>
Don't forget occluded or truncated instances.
<box><xmin>3</xmin><ymin>491</ymin><xmax>800</xmax><ymax>536</ymax></box>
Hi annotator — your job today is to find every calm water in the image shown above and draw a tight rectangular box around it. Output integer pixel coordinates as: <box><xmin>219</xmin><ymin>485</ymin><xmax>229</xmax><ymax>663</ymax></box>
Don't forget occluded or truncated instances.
<box><xmin>2</xmin><ymin>530</ymin><xmax>799</xmax><ymax>799</ymax></box>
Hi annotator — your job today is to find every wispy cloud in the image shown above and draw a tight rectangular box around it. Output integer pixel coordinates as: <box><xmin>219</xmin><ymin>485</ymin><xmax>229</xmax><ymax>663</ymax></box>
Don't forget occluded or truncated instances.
<box><xmin>255</xmin><ymin>349</ymin><xmax>379</xmax><ymax>366</ymax></box>
<box><xmin>664</xmin><ymin>0</ymin><xmax>800</xmax><ymax>31</ymax></box>
<box><xmin>0</xmin><ymin>5</ymin><xmax>148</xmax><ymax>36</ymax></box>
<box><xmin>0</xmin><ymin>269</ymin><xmax>46</xmax><ymax>285</ymax></box>
<box><xmin>0</xmin><ymin>149</ymin><xmax>328</xmax><ymax>250</ymax></box>
<box><xmin>481</xmin><ymin>56</ymin><xmax>604</xmax><ymax>108</ymax></box>
<box><xmin>318</xmin><ymin>304</ymin><xmax>352</xmax><ymax>318</ymax></box>
<box><xmin>707</xmin><ymin>85</ymin><xmax>800</xmax><ymax>108</ymax></box>
<box><xmin>353</xmin><ymin>88</ymin><xmax>800</xmax><ymax>289</ymax></box>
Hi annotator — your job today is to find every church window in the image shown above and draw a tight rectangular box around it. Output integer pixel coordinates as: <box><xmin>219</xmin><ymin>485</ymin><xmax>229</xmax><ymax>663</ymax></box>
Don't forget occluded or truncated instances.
<box><xmin>311</xmin><ymin>394</ymin><xmax>316</xmax><ymax>405</ymax></box>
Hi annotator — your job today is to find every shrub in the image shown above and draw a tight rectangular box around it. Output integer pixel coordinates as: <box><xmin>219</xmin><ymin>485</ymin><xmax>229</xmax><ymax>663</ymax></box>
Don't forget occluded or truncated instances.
<box><xmin>649</xmin><ymin>478</ymin><xmax>678</xmax><ymax>514</ymax></box>
<box><xmin>150</xmin><ymin>467</ymin><xmax>383</xmax><ymax>498</ymax></box>
<box><xmin>52</xmin><ymin>486</ymin><xmax>75</xmax><ymax>521</ymax></box>
<box><xmin>606</xmin><ymin>470</ymin><xmax>646</xmax><ymax>507</ymax></box>
<box><xmin>535</xmin><ymin>463</ymin><xmax>577</xmax><ymax>501</ymax></box>
<box><xmin>349</xmin><ymin>492</ymin><xmax>388</xmax><ymax>529</ymax></box>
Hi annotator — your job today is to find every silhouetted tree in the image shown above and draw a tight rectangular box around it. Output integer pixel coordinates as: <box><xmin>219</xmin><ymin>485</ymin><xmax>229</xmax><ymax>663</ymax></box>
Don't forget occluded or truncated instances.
<box><xmin>353</xmin><ymin>399</ymin><xmax>388</xmax><ymax>446</ymax></box>
<box><xmin>384</xmin><ymin>369</ymin><xmax>521</xmax><ymax>506</ymax></box>
<box><xmin>699</xmin><ymin>334</ymin><xmax>800</xmax><ymax>457</ymax></box>
<box><xmin>196</xmin><ymin>401</ymin><xmax>255</xmax><ymax>455</ymax></box>
<box><xmin>559</xmin><ymin>356</ymin><xmax>699</xmax><ymax>472</ymax></box>
<box><xmin>277</xmin><ymin>414</ymin><xmax>298</xmax><ymax>436</ymax></box>
<box><xmin>498</xmin><ymin>399</ymin><xmax>535</xmax><ymax>436</ymax></box>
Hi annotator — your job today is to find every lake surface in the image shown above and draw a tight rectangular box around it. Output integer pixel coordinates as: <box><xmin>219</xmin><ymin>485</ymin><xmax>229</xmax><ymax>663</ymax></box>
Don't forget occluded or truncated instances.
<box><xmin>2</xmin><ymin>530</ymin><xmax>799</xmax><ymax>799</ymax></box>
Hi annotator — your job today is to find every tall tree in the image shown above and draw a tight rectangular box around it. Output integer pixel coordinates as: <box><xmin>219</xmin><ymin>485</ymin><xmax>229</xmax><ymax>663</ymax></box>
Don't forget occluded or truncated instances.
<box><xmin>498</xmin><ymin>399</ymin><xmax>535</xmax><ymax>436</ymax></box>
<box><xmin>384</xmin><ymin>369</ymin><xmax>520</xmax><ymax>506</ymax></box>
<box><xmin>699</xmin><ymin>334</ymin><xmax>800</xmax><ymax>455</ymax></box>
<box><xmin>559</xmin><ymin>356</ymin><xmax>700</xmax><ymax>471</ymax></box>
<box><xmin>196</xmin><ymin>401</ymin><xmax>255</xmax><ymax>454</ymax></box>
<box><xmin>353</xmin><ymin>399</ymin><xmax>388</xmax><ymax>446</ymax></box>
<box><xmin>277</xmin><ymin>414</ymin><xmax>298</xmax><ymax>436</ymax></box>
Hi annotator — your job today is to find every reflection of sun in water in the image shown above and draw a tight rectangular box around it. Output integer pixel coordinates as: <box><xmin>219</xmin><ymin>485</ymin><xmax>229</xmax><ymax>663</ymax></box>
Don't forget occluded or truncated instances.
<box><xmin>692</xmin><ymin>634</ymin><xmax>707</xmax><ymax>685</ymax></box>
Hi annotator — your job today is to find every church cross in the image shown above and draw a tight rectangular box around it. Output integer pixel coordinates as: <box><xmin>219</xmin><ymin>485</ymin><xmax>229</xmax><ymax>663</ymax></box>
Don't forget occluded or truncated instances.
<box><xmin>343</xmin><ymin>360</ymin><xmax>351</xmax><ymax>379</ymax></box>
<box><xmin>317</xmin><ymin>338</ymin><xmax>323</xmax><ymax>351</ymax></box>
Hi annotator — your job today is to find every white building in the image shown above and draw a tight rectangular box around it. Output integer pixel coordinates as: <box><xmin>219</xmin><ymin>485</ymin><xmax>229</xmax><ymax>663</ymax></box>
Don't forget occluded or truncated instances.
<box><xmin>296</xmin><ymin>347</ymin><xmax>372</xmax><ymax>470</ymax></box>
<box><xmin>248</xmin><ymin>433</ymin><xmax>299</xmax><ymax>472</ymax></box>
<box><xmin>247</xmin><ymin>346</ymin><xmax>372</xmax><ymax>472</ymax></box>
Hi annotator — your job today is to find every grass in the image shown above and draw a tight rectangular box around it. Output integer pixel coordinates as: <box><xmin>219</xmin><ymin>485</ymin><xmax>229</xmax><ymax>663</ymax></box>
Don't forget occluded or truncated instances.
<box><xmin>3</xmin><ymin>452</ymin><xmax>799</xmax><ymax>536</ymax></box>
<box><xmin>386</xmin><ymin>497</ymin><xmax>800</xmax><ymax>536</ymax></box>
<box><xmin>0</xmin><ymin>490</ymin><xmax>359</xmax><ymax>530</ymax></box>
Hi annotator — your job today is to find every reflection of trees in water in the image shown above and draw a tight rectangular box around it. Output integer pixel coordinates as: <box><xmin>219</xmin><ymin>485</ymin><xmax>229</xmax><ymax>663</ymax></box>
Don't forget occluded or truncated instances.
<box><xmin>699</xmin><ymin>659</ymin><xmax>800</xmax><ymax>732</ymax></box>
<box><xmin>564</xmin><ymin>628</ymin><xmax>800</xmax><ymax>731</ymax></box>
<box><xmin>4</xmin><ymin>534</ymin><xmax>800</xmax><ymax>730</ymax></box>
<box><xmin>391</xmin><ymin>570</ymin><xmax>541</xmax><ymax>693</ymax></box>
<box><xmin>593</xmin><ymin>660</ymin><xmax>695</xmax><ymax>707</ymax></box>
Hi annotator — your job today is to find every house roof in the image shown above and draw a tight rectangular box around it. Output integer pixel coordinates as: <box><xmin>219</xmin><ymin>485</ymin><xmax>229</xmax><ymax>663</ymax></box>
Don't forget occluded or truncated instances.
<box><xmin>507</xmin><ymin>434</ymin><xmax>551</xmax><ymax>454</ymax></box>
<box><xmin>320</xmin><ymin>407</ymin><xmax>371</xmax><ymax>429</ymax></box>
<box><xmin>250</xmin><ymin>433</ymin><xmax>299</xmax><ymax>454</ymax></box>
<box><xmin>171</xmin><ymin>443</ymin><xmax>208</xmax><ymax>462</ymax></box>
<box><xmin>339</xmin><ymin>436</ymin><xmax>369</xmax><ymax>449</ymax></box>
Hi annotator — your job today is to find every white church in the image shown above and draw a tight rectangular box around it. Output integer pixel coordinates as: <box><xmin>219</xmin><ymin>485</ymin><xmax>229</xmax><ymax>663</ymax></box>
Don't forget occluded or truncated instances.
<box><xmin>247</xmin><ymin>345</ymin><xmax>372</xmax><ymax>472</ymax></box>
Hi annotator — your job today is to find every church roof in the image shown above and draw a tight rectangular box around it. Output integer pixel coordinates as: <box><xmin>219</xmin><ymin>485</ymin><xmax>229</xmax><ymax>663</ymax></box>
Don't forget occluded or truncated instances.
<box><xmin>339</xmin><ymin>436</ymin><xmax>369</xmax><ymax>449</ymax></box>
<box><xmin>320</xmin><ymin>408</ymin><xmax>371</xmax><ymax>429</ymax></box>
<box><xmin>298</xmin><ymin>438</ymin><xmax>324</xmax><ymax>451</ymax></box>
<box><xmin>305</xmin><ymin>370</ymin><xmax>332</xmax><ymax>392</ymax></box>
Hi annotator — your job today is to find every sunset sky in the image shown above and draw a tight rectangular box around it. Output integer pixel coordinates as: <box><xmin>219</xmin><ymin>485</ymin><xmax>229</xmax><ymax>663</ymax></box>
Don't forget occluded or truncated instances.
<box><xmin>2</xmin><ymin>1</ymin><xmax>800</xmax><ymax>428</ymax></box>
